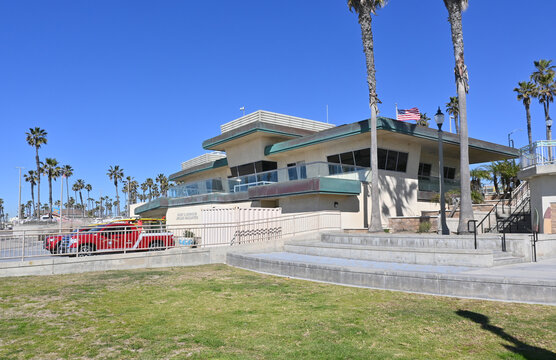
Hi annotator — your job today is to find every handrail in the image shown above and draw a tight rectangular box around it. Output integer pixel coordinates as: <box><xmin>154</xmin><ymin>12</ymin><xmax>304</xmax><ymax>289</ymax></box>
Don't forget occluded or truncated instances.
<box><xmin>467</xmin><ymin>219</ymin><xmax>478</xmax><ymax>249</ymax></box>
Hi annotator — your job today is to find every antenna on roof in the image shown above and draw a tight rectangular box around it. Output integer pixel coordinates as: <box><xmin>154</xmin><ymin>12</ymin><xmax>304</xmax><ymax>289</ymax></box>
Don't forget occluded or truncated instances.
<box><xmin>240</xmin><ymin>106</ymin><xmax>245</xmax><ymax>116</ymax></box>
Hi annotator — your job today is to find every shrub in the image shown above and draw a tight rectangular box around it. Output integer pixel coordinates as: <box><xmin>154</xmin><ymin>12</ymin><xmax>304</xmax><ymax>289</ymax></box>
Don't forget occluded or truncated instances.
<box><xmin>471</xmin><ymin>190</ymin><xmax>484</xmax><ymax>204</ymax></box>
<box><xmin>417</xmin><ymin>221</ymin><xmax>431</xmax><ymax>233</ymax></box>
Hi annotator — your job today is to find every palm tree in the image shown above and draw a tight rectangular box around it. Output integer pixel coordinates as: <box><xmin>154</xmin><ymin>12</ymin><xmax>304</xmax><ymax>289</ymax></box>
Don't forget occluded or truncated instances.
<box><xmin>152</xmin><ymin>183</ymin><xmax>160</xmax><ymax>199</ymax></box>
<box><xmin>61</xmin><ymin>165</ymin><xmax>73</xmax><ymax>207</ymax></box>
<box><xmin>145</xmin><ymin>178</ymin><xmax>154</xmax><ymax>201</ymax></box>
<box><xmin>107</xmin><ymin>165</ymin><xmax>124</xmax><ymax>216</ymax></box>
<box><xmin>141</xmin><ymin>182</ymin><xmax>148</xmax><ymax>201</ymax></box>
<box><xmin>43</xmin><ymin>158</ymin><xmax>61</xmax><ymax>218</ymax></box>
<box><xmin>23</xmin><ymin>170</ymin><xmax>37</xmax><ymax>217</ymax></box>
<box><xmin>85</xmin><ymin>184</ymin><xmax>92</xmax><ymax>211</ymax></box>
<box><xmin>25</xmin><ymin>200</ymin><xmax>32</xmax><ymax>217</ymax></box>
<box><xmin>443</xmin><ymin>0</ymin><xmax>474</xmax><ymax>233</ymax></box>
<box><xmin>156</xmin><ymin>174</ymin><xmax>169</xmax><ymax>197</ymax></box>
<box><xmin>130</xmin><ymin>180</ymin><xmax>139</xmax><ymax>204</ymax></box>
<box><xmin>469</xmin><ymin>168</ymin><xmax>491</xmax><ymax>193</ymax></box>
<box><xmin>445</xmin><ymin>96</ymin><xmax>459</xmax><ymax>134</ymax></box>
<box><xmin>74</xmin><ymin>179</ymin><xmax>86</xmax><ymax>217</ymax></box>
<box><xmin>25</xmin><ymin>127</ymin><xmax>47</xmax><ymax>216</ymax></box>
<box><xmin>417</xmin><ymin>113</ymin><xmax>430</xmax><ymax>127</ymax></box>
<box><xmin>531</xmin><ymin>59</ymin><xmax>556</xmax><ymax>140</ymax></box>
<box><xmin>514</xmin><ymin>81</ymin><xmax>537</xmax><ymax>148</ymax></box>
<box><xmin>347</xmin><ymin>0</ymin><xmax>387</xmax><ymax>232</ymax></box>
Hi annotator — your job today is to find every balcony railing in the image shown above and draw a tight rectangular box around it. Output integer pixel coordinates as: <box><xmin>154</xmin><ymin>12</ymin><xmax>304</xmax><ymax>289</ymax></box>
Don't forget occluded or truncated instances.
<box><xmin>168</xmin><ymin>162</ymin><xmax>370</xmax><ymax>198</ymax></box>
<box><xmin>418</xmin><ymin>176</ymin><xmax>460</xmax><ymax>193</ymax></box>
<box><xmin>228</xmin><ymin>161</ymin><xmax>370</xmax><ymax>193</ymax></box>
<box><xmin>169</xmin><ymin>178</ymin><xmax>225</xmax><ymax>198</ymax></box>
<box><xmin>519</xmin><ymin>140</ymin><xmax>556</xmax><ymax>169</ymax></box>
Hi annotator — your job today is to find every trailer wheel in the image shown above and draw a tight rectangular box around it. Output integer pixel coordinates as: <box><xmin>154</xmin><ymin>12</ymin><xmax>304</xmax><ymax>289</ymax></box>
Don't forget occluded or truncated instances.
<box><xmin>149</xmin><ymin>240</ymin><xmax>164</xmax><ymax>251</ymax></box>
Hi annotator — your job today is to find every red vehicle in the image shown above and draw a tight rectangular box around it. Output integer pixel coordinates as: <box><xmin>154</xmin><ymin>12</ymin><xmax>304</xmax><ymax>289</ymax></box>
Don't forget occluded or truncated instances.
<box><xmin>44</xmin><ymin>227</ymin><xmax>92</xmax><ymax>254</ymax></box>
<box><xmin>66</xmin><ymin>221</ymin><xmax>174</xmax><ymax>256</ymax></box>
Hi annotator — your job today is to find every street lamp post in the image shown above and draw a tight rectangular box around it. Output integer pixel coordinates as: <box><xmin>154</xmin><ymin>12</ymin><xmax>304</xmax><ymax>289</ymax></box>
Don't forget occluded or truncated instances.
<box><xmin>435</xmin><ymin>107</ymin><xmax>450</xmax><ymax>235</ymax></box>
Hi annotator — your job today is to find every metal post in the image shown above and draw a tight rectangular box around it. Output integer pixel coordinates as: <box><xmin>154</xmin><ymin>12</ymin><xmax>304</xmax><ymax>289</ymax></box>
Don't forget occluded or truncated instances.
<box><xmin>60</xmin><ymin>175</ymin><xmax>64</xmax><ymax>233</ymax></box>
<box><xmin>21</xmin><ymin>231</ymin><xmax>25</xmax><ymax>261</ymax></box>
<box><xmin>438</xmin><ymin>124</ymin><xmax>449</xmax><ymax>235</ymax></box>
<box><xmin>16</xmin><ymin>167</ymin><xmax>24</xmax><ymax>223</ymax></box>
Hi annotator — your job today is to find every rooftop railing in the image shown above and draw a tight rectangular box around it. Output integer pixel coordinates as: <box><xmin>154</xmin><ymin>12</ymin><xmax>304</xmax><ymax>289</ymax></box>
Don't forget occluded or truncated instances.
<box><xmin>519</xmin><ymin>140</ymin><xmax>556</xmax><ymax>169</ymax></box>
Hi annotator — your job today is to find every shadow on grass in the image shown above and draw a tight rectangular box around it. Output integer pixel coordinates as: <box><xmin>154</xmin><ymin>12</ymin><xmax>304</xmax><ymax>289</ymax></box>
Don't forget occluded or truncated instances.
<box><xmin>456</xmin><ymin>310</ymin><xmax>555</xmax><ymax>360</ymax></box>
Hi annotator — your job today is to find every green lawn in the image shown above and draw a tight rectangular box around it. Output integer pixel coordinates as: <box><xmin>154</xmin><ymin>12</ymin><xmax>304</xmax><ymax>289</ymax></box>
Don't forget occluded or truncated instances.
<box><xmin>0</xmin><ymin>265</ymin><xmax>555</xmax><ymax>359</ymax></box>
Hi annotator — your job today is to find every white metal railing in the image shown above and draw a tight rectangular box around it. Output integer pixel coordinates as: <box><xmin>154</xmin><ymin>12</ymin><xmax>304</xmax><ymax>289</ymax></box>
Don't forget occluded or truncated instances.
<box><xmin>0</xmin><ymin>211</ymin><xmax>341</xmax><ymax>261</ymax></box>
<box><xmin>220</xmin><ymin>110</ymin><xmax>334</xmax><ymax>134</ymax></box>
<box><xmin>519</xmin><ymin>140</ymin><xmax>556</xmax><ymax>169</ymax></box>
<box><xmin>180</xmin><ymin>151</ymin><xmax>226</xmax><ymax>171</ymax></box>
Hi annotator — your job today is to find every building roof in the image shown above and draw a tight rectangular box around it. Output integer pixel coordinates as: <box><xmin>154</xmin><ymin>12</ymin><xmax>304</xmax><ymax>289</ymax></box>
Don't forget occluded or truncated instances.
<box><xmin>264</xmin><ymin>117</ymin><xmax>519</xmax><ymax>162</ymax></box>
<box><xmin>169</xmin><ymin>157</ymin><xmax>228</xmax><ymax>182</ymax></box>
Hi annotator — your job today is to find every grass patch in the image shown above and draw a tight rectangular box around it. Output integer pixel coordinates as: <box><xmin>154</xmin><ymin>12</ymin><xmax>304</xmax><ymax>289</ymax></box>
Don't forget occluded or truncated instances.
<box><xmin>0</xmin><ymin>264</ymin><xmax>555</xmax><ymax>359</ymax></box>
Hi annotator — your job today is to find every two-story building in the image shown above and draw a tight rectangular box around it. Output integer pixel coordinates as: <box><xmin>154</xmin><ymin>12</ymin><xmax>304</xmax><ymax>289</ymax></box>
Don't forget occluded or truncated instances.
<box><xmin>135</xmin><ymin>110</ymin><xmax>518</xmax><ymax>229</ymax></box>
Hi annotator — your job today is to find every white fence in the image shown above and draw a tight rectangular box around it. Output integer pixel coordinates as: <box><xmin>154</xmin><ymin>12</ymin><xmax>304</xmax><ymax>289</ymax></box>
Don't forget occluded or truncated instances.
<box><xmin>0</xmin><ymin>211</ymin><xmax>341</xmax><ymax>261</ymax></box>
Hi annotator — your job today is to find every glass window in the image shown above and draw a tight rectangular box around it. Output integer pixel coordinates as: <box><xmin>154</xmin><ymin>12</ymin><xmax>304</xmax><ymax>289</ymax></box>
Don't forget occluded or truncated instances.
<box><xmin>396</xmin><ymin>152</ymin><xmax>408</xmax><ymax>172</ymax></box>
<box><xmin>287</xmin><ymin>163</ymin><xmax>298</xmax><ymax>180</ymax></box>
<box><xmin>444</xmin><ymin>167</ymin><xmax>456</xmax><ymax>180</ymax></box>
<box><xmin>327</xmin><ymin>155</ymin><xmax>341</xmax><ymax>175</ymax></box>
<box><xmin>354</xmin><ymin>148</ymin><xmax>370</xmax><ymax>168</ymax></box>
<box><xmin>238</xmin><ymin>163</ymin><xmax>255</xmax><ymax>176</ymax></box>
<box><xmin>386</xmin><ymin>150</ymin><xmax>398</xmax><ymax>171</ymax></box>
<box><xmin>418</xmin><ymin>163</ymin><xmax>432</xmax><ymax>177</ymax></box>
<box><xmin>230</xmin><ymin>167</ymin><xmax>238</xmax><ymax>178</ymax></box>
<box><xmin>377</xmin><ymin>148</ymin><xmax>388</xmax><ymax>170</ymax></box>
<box><xmin>340</xmin><ymin>152</ymin><xmax>355</xmax><ymax>165</ymax></box>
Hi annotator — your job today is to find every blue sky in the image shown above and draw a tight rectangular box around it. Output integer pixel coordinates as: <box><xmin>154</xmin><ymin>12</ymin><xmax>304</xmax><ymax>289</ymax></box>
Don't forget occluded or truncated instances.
<box><xmin>1</xmin><ymin>0</ymin><xmax>555</xmax><ymax>217</ymax></box>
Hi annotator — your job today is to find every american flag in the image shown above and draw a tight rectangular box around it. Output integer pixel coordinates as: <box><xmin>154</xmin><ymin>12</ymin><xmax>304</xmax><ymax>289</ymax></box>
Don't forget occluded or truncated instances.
<box><xmin>397</xmin><ymin>107</ymin><xmax>420</xmax><ymax>121</ymax></box>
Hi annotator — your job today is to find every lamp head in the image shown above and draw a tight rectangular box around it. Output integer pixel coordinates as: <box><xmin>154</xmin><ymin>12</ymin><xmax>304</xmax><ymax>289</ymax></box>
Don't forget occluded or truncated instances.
<box><xmin>434</xmin><ymin>107</ymin><xmax>445</xmax><ymax>126</ymax></box>
<box><xmin>547</xmin><ymin>116</ymin><xmax>553</xmax><ymax>128</ymax></box>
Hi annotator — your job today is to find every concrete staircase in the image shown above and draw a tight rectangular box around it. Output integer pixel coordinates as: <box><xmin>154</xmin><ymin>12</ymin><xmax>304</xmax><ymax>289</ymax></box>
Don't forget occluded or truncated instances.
<box><xmin>226</xmin><ymin>232</ymin><xmax>555</xmax><ymax>304</ymax></box>
<box><xmin>283</xmin><ymin>232</ymin><xmax>525</xmax><ymax>268</ymax></box>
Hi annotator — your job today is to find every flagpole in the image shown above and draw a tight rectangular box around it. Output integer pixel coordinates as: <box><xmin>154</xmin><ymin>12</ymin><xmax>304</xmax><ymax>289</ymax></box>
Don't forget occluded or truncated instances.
<box><xmin>395</xmin><ymin>103</ymin><xmax>398</xmax><ymax>120</ymax></box>
<box><xmin>60</xmin><ymin>175</ymin><xmax>63</xmax><ymax>233</ymax></box>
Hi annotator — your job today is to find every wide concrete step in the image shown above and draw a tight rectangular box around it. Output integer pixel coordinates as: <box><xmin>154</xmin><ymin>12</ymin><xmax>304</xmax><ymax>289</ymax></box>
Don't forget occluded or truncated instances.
<box><xmin>226</xmin><ymin>252</ymin><xmax>556</xmax><ymax>305</ymax></box>
<box><xmin>284</xmin><ymin>241</ymin><xmax>498</xmax><ymax>267</ymax></box>
<box><xmin>493</xmin><ymin>255</ymin><xmax>526</xmax><ymax>266</ymax></box>
<box><xmin>321</xmin><ymin>233</ymin><xmax>504</xmax><ymax>250</ymax></box>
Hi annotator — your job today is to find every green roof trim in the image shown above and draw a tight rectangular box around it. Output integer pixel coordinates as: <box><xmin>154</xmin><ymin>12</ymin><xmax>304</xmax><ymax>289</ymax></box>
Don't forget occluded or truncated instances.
<box><xmin>168</xmin><ymin>158</ymin><xmax>228</xmax><ymax>182</ymax></box>
<box><xmin>202</xmin><ymin>121</ymin><xmax>315</xmax><ymax>150</ymax></box>
<box><xmin>264</xmin><ymin>117</ymin><xmax>519</xmax><ymax>158</ymax></box>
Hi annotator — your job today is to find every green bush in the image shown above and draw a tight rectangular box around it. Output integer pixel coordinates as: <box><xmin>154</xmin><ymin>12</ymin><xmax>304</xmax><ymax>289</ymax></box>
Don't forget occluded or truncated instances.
<box><xmin>417</xmin><ymin>221</ymin><xmax>431</xmax><ymax>233</ymax></box>
<box><xmin>471</xmin><ymin>190</ymin><xmax>484</xmax><ymax>204</ymax></box>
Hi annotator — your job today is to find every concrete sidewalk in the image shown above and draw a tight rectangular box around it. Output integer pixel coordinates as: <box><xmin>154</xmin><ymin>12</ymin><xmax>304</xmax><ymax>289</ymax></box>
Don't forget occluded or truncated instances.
<box><xmin>227</xmin><ymin>252</ymin><xmax>556</xmax><ymax>305</ymax></box>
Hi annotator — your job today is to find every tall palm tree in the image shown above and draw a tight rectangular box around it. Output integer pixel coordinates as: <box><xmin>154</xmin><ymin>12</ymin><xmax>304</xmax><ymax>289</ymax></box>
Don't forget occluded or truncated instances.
<box><xmin>130</xmin><ymin>180</ymin><xmax>139</xmax><ymax>204</ymax></box>
<box><xmin>141</xmin><ymin>182</ymin><xmax>148</xmax><ymax>201</ymax></box>
<box><xmin>107</xmin><ymin>165</ymin><xmax>124</xmax><ymax>216</ymax></box>
<box><xmin>25</xmin><ymin>127</ymin><xmax>47</xmax><ymax>216</ymax></box>
<box><xmin>347</xmin><ymin>0</ymin><xmax>387</xmax><ymax>232</ymax></box>
<box><xmin>43</xmin><ymin>158</ymin><xmax>61</xmax><ymax>219</ymax></box>
<box><xmin>156</xmin><ymin>174</ymin><xmax>169</xmax><ymax>197</ymax></box>
<box><xmin>145</xmin><ymin>178</ymin><xmax>154</xmax><ymax>201</ymax></box>
<box><xmin>531</xmin><ymin>59</ymin><xmax>556</xmax><ymax>140</ymax></box>
<box><xmin>61</xmin><ymin>165</ymin><xmax>73</xmax><ymax>207</ymax></box>
<box><xmin>23</xmin><ymin>170</ymin><xmax>37</xmax><ymax>217</ymax></box>
<box><xmin>74</xmin><ymin>179</ymin><xmax>86</xmax><ymax>217</ymax></box>
<box><xmin>85</xmin><ymin>184</ymin><xmax>92</xmax><ymax>211</ymax></box>
<box><xmin>445</xmin><ymin>96</ymin><xmax>459</xmax><ymax>134</ymax></box>
<box><xmin>25</xmin><ymin>200</ymin><xmax>32</xmax><ymax>217</ymax></box>
<box><xmin>444</xmin><ymin>0</ymin><xmax>474</xmax><ymax>233</ymax></box>
<box><xmin>514</xmin><ymin>81</ymin><xmax>537</xmax><ymax>148</ymax></box>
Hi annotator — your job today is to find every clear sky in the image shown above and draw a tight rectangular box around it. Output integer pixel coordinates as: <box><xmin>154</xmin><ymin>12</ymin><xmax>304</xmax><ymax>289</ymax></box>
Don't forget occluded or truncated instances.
<box><xmin>1</xmin><ymin>0</ymin><xmax>555</xmax><ymax>217</ymax></box>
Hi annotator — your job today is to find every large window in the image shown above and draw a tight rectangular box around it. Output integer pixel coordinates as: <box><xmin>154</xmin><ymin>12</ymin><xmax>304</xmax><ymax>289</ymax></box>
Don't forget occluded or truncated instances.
<box><xmin>444</xmin><ymin>167</ymin><xmax>456</xmax><ymax>180</ymax></box>
<box><xmin>328</xmin><ymin>147</ymin><xmax>407</xmax><ymax>173</ymax></box>
<box><xmin>377</xmin><ymin>148</ymin><xmax>408</xmax><ymax>172</ymax></box>
<box><xmin>287</xmin><ymin>162</ymin><xmax>307</xmax><ymax>180</ymax></box>
<box><xmin>229</xmin><ymin>161</ymin><xmax>277</xmax><ymax>178</ymax></box>
<box><xmin>418</xmin><ymin>163</ymin><xmax>432</xmax><ymax>178</ymax></box>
